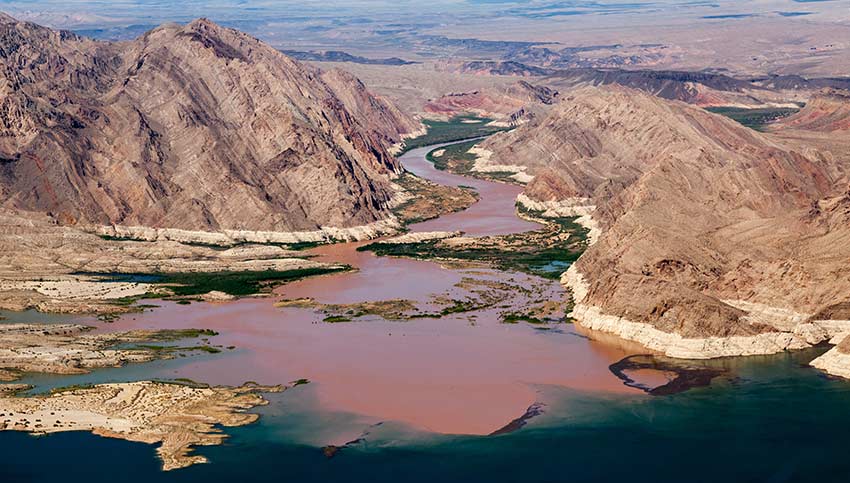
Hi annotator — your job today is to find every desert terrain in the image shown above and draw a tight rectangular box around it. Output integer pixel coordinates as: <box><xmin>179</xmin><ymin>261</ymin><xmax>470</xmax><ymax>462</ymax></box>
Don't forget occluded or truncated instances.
<box><xmin>1</xmin><ymin>4</ymin><xmax>850</xmax><ymax>478</ymax></box>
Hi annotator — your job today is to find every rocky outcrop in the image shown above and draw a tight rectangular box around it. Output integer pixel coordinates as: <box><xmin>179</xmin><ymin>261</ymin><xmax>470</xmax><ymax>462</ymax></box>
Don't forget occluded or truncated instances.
<box><xmin>811</xmin><ymin>334</ymin><xmax>850</xmax><ymax>379</ymax></box>
<box><xmin>0</xmin><ymin>380</ymin><xmax>282</xmax><ymax>471</ymax></box>
<box><xmin>0</xmin><ymin>14</ymin><xmax>417</xmax><ymax>234</ymax></box>
<box><xmin>481</xmin><ymin>86</ymin><xmax>850</xmax><ymax>361</ymax></box>
<box><xmin>563</xmin><ymin>265</ymin><xmax>814</xmax><ymax>359</ymax></box>
<box><xmin>515</xmin><ymin>193</ymin><xmax>599</xmax><ymax>245</ymax></box>
<box><xmin>320</xmin><ymin>68</ymin><xmax>423</xmax><ymax>150</ymax></box>
<box><xmin>90</xmin><ymin>218</ymin><xmax>402</xmax><ymax>245</ymax></box>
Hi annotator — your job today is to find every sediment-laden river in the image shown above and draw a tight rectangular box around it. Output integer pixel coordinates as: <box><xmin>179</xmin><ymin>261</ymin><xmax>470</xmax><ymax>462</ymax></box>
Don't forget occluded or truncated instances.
<box><xmin>14</xmin><ymin>143</ymin><xmax>643</xmax><ymax>435</ymax></box>
<box><xmin>5</xmin><ymin>143</ymin><xmax>850</xmax><ymax>482</ymax></box>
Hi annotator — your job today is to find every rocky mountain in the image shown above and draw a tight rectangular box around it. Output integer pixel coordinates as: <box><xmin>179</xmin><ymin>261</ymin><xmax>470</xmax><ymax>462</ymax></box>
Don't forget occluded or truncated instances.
<box><xmin>0</xmin><ymin>13</ymin><xmax>418</xmax><ymax>234</ymax></box>
<box><xmin>424</xmin><ymin>81</ymin><xmax>558</xmax><ymax>123</ymax></box>
<box><xmin>478</xmin><ymin>86</ymin><xmax>850</xmax><ymax>358</ymax></box>
<box><xmin>776</xmin><ymin>89</ymin><xmax>850</xmax><ymax>132</ymax></box>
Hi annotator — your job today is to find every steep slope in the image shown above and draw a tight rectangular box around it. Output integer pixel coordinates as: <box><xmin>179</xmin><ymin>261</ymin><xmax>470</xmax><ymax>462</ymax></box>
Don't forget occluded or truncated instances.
<box><xmin>479</xmin><ymin>86</ymin><xmax>850</xmax><ymax>358</ymax></box>
<box><xmin>320</xmin><ymin>68</ymin><xmax>422</xmax><ymax>147</ymax></box>
<box><xmin>0</xmin><ymin>14</ymin><xmax>417</xmax><ymax>235</ymax></box>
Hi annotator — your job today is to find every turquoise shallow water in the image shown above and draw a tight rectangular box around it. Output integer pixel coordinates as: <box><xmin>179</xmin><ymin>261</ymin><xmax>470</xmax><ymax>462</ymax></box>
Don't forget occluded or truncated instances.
<box><xmin>4</xmin><ymin>347</ymin><xmax>850</xmax><ymax>482</ymax></box>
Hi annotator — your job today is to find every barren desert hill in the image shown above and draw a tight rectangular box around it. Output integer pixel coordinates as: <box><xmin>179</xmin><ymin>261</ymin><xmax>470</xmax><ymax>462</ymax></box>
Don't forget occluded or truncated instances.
<box><xmin>424</xmin><ymin>80</ymin><xmax>559</xmax><ymax>123</ymax></box>
<box><xmin>422</xmin><ymin>66</ymin><xmax>850</xmax><ymax>116</ymax></box>
<box><xmin>478</xmin><ymin>85</ymin><xmax>850</xmax><ymax>356</ymax></box>
<box><xmin>0</xmin><ymin>13</ymin><xmax>419</xmax><ymax>234</ymax></box>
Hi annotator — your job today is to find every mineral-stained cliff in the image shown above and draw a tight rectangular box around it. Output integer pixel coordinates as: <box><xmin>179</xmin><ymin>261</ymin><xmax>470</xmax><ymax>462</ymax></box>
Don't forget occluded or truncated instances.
<box><xmin>479</xmin><ymin>85</ymin><xmax>850</xmax><ymax>359</ymax></box>
<box><xmin>0</xmin><ymin>13</ymin><xmax>418</xmax><ymax>233</ymax></box>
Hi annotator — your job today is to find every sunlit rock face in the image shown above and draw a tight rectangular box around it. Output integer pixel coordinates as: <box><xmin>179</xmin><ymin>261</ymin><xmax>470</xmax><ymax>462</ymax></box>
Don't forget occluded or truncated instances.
<box><xmin>0</xmin><ymin>14</ymin><xmax>418</xmax><ymax>233</ymax></box>
<box><xmin>482</xmin><ymin>85</ymin><xmax>850</xmax><ymax>356</ymax></box>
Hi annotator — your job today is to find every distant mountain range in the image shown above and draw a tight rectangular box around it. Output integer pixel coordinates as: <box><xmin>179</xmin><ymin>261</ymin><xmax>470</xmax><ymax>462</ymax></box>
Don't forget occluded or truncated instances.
<box><xmin>280</xmin><ymin>50</ymin><xmax>417</xmax><ymax>66</ymax></box>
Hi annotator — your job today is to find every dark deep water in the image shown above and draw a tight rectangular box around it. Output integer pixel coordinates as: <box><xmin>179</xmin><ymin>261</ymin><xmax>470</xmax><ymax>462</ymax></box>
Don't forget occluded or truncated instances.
<box><xmin>4</xmin><ymin>348</ymin><xmax>850</xmax><ymax>482</ymax></box>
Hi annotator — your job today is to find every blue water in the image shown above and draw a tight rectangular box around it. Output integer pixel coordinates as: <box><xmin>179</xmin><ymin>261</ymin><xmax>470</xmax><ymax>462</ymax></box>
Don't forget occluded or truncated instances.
<box><xmin>533</xmin><ymin>260</ymin><xmax>572</xmax><ymax>278</ymax></box>
<box><xmin>4</xmin><ymin>348</ymin><xmax>850</xmax><ymax>482</ymax></box>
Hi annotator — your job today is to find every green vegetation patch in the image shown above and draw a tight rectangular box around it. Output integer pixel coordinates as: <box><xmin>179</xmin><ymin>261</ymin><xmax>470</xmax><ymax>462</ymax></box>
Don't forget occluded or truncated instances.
<box><xmin>134</xmin><ymin>344</ymin><xmax>222</xmax><ymax>354</ymax></box>
<box><xmin>158</xmin><ymin>378</ymin><xmax>211</xmax><ymax>389</ymax></box>
<box><xmin>359</xmin><ymin>209</ymin><xmax>587</xmax><ymax>280</ymax></box>
<box><xmin>98</xmin><ymin>235</ymin><xmax>326</xmax><ymax>252</ymax></box>
<box><xmin>51</xmin><ymin>383</ymin><xmax>95</xmax><ymax>394</ymax></box>
<box><xmin>391</xmin><ymin>172</ymin><xmax>479</xmax><ymax>225</ymax></box>
<box><xmin>323</xmin><ymin>315</ymin><xmax>353</xmax><ymax>323</ymax></box>
<box><xmin>90</xmin><ymin>267</ymin><xmax>349</xmax><ymax>301</ymax></box>
<box><xmin>427</xmin><ymin>139</ymin><xmax>480</xmax><ymax>171</ymax></box>
<box><xmin>400</xmin><ymin>115</ymin><xmax>509</xmax><ymax>153</ymax></box>
<box><xmin>129</xmin><ymin>329</ymin><xmax>224</xmax><ymax>355</ymax></box>
<box><xmin>284</xmin><ymin>241</ymin><xmax>325</xmax><ymax>251</ymax></box>
<box><xmin>153</xmin><ymin>267</ymin><xmax>352</xmax><ymax>297</ymax></box>
<box><xmin>501</xmin><ymin>313</ymin><xmax>548</xmax><ymax>325</ymax></box>
<box><xmin>705</xmin><ymin>106</ymin><xmax>801</xmax><ymax>131</ymax></box>
<box><xmin>430</xmin><ymin>299</ymin><xmax>488</xmax><ymax>317</ymax></box>
<box><xmin>145</xmin><ymin>328</ymin><xmax>220</xmax><ymax>341</ymax></box>
<box><xmin>360</xmin><ymin>238</ymin><xmax>581</xmax><ymax>280</ymax></box>
<box><xmin>426</xmin><ymin>139</ymin><xmax>522</xmax><ymax>184</ymax></box>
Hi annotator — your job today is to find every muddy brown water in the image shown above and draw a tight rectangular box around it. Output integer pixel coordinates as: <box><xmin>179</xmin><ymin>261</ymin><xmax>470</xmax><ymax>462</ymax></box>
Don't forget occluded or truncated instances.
<box><xmin>91</xmin><ymin>143</ymin><xmax>646</xmax><ymax>437</ymax></box>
